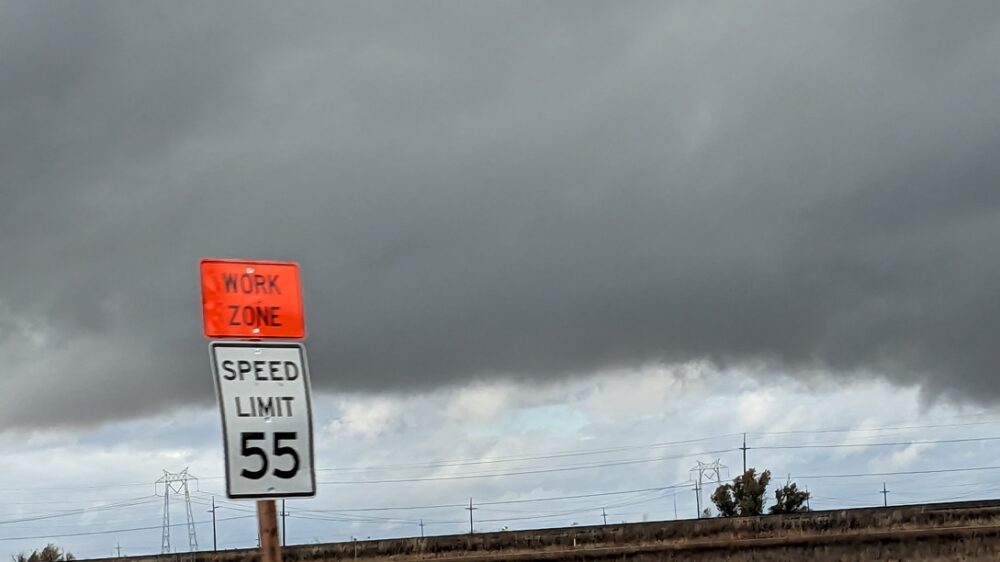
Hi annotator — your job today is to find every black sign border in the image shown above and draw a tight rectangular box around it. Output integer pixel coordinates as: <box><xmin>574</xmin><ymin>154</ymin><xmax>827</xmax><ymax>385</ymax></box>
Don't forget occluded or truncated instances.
<box><xmin>209</xmin><ymin>340</ymin><xmax>317</xmax><ymax>500</ymax></box>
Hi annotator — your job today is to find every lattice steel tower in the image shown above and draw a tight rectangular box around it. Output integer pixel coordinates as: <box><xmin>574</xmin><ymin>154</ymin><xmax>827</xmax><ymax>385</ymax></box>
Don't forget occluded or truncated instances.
<box><xmin>690</xmin><ymin>459</ymin><xmax>727</xmax><ymax>518</ymax></box>
<box><xmin>156</xmin><ymin>468</ymin><xmax>199</xmax><ymax>553</ymax></box>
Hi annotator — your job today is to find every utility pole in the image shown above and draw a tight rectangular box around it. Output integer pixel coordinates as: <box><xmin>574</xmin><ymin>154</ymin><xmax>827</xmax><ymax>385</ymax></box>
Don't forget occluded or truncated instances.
<box><xmin>419</xmin><ymin>519</ymin><xmax>425</xmax><ymax>538</ymax></box>
<box><xmin>673</xmin><ymin>494</ymin><xmax>678</xmax><ymax>520</ymax></box>
<box><xmin>116</xmin><ymin>543</ymin><xmax>121</xmax><ymax>558</ymax></box>
<box><xmin>280</xmin><ymin>499</ymin><xmax>288</xmax><ymax>547</ymax></box>
<box><xmin>740</xmin><ymin>433</ymin><xmax>748</xmax><ymax>474</ymax></box>
<box><xmin>208</xmin><ymin>496</ymin><xmax>218</xmax><ymax>552</ymax></box>
<box><xmin>881</xmin><ymin>482</ymin><xmax>890</xmax><ymax>507</ymax></box>
<box><xmin>465</xmin><ymin>498</ymin><xmax>476</xmax><ymax>535</ymax></box>
<box><xmin>160</xmin><ymin>480</ymin><xmax>170</xmax><ymax>553</ymax></box>
<box><xmin>694</xmin><ymin>482</ymin><xmax>701</xmax><ymax>518</ymax></box>
<box><xmin>601</xmin><ymin>507</ymin><xmax>607</xmax><ymax>526</ymax></box>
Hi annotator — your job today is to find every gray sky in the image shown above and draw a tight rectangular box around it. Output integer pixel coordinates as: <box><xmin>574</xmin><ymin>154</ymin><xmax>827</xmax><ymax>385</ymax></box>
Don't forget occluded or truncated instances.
<box><xmin>3</xmin><ymin>1</ymin><xmax>1000</xmax><ymax>429</ymax></box>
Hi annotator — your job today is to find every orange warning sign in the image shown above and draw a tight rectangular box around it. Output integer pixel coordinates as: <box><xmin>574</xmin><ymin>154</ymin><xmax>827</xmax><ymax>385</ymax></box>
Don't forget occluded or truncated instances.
<box><xmin>200</xmin><ymin>258</ymin><xmax>306</xmax><ymax>340</ymax></box>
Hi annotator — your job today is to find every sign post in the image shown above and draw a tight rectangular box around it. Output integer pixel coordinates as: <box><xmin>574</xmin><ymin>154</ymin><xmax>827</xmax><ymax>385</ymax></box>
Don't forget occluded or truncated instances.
<box><xmin>201</xmin><ymin>258</ymin><xmax>314</xmax><ymax>562</ymax></box>
<box><xmin>258</xmin><ymin>500</ymin><xmax>281</xmax><ymax>562</ymax></box>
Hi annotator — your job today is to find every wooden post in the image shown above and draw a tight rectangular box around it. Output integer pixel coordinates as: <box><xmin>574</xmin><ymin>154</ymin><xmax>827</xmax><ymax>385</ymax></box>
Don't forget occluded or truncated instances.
<box><xmin>258</xmin><ymin>500</ymin><xmax>282</xmax><ymax>562</ymax></box>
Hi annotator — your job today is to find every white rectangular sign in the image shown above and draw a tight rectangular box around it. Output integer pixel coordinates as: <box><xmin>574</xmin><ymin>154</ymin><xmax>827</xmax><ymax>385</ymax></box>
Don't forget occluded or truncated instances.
<box><xmin>210</xmin><ymin>341</ymin><xmax>316</xmax><ymax>499</ymax></box>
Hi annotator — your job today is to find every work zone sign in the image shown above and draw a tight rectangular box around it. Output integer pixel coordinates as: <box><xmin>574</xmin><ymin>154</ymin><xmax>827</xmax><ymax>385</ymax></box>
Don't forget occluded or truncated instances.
<box><xmin>210</xmin><ymin>341</ymin><xmax>316</xmax><ymax>498</ymax></box>
<box><xmin>200</xmin><ymin>259</ymin><xmax>306</xmax><ymax>339</ymax></box>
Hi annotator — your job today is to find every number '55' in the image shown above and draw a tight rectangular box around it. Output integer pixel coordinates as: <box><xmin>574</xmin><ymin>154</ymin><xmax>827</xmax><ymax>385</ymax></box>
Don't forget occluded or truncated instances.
<box><xmin>240</xmin><ymin>432</ymin><xmax>300</xmax><ymax>479</ymax></box>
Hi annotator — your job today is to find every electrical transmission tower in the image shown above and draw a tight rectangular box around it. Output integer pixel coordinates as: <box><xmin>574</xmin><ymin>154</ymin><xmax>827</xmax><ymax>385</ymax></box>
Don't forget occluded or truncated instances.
<box><xmin>691</xmin><ymin>459</ymin><xmax>727</xmax><ymax>518</ymax></box>
<box><xmin>156</xmin><ymin>468</ymin><xmax>199</xmax><ymax>554</ymax></box>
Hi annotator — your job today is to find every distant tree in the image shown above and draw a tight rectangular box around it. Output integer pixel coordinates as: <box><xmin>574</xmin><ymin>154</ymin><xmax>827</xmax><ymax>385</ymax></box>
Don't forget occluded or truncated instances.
<box><xmin>711</xmin><ymin>468</ymin><xmax>772</xmax><ymax>517</ymax></box>
<box><xmin>12</xmin><ymin>545</ymin><xmax>75</xmax><ymax>562</ymax></box>
<box><xmin>770</xmin><ymin>480</ymin><xmax>810</xmax><ymax>514</ymax></box>
<box><xmin>710</xmin><ymin>484</ymin><xmax>738</xmax><ymax>517</ymax></box>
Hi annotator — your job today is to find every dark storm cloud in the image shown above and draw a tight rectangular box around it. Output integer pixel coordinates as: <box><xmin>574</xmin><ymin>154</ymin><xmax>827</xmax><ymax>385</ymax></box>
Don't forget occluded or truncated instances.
<box><xmin>2</xmin><ymin>1</ymin><xmax>1000</xmax><ymax>428</ymax></box>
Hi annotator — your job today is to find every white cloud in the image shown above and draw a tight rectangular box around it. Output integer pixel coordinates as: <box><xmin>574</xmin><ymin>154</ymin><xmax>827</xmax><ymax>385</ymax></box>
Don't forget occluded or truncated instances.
<box><xmin>329</xmin><ymin>398</ymin><xmax>400</xmax><ymax>439</ymax></box>
<box><xmin>2</xmin><ymin>366</ymin><xmax>999</xmax><ymax>558</ymax></box>
<box><xmin>445</xmin><ymin>383</ymin><xmax>512</xmax><ymax>423</ymax></box>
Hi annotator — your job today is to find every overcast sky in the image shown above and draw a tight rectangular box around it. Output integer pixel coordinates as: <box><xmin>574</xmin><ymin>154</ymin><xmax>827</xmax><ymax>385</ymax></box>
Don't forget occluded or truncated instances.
<box><xmin>3</xmin><ymin>0</ymin><xmax>1000</xmax><ymax>558</ymax></box>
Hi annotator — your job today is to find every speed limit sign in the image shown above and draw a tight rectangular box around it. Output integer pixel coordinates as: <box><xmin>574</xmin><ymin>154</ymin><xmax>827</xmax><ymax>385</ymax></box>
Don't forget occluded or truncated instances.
<box><xmin>209</xmin><ymin>341</ymin><xmax>316</xmax><ymax>498</ymax></box>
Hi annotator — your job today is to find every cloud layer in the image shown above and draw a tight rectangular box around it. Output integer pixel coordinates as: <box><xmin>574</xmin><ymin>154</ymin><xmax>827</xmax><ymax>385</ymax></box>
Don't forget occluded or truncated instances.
<box><xmin>2</xmin><ymin>1</ymin><xmax>1000</xmax><ymax>426</ymax></box>
<box><xmin>3</xmin><ymin>366</ymin><xmax>998</xmax><ymax>558</ymax></box>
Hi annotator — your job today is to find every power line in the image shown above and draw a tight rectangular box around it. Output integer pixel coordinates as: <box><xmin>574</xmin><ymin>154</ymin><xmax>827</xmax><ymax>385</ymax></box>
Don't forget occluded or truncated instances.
<box><xmin>314</xmin><ymin>434</ymin><xmax>742</xmax><ymax>473</ymax></box>
<box><xmin>193</xmin><ymin>497</ymin><xmax>431</xmax><ymax>526</ymax></box>
<box><xmin>2</xmin><ymin>414</ymin><xmax>998</xmax><ymax>495</ymax></box>
<box><xmin>199</xmin><ymin>486</ymin><xmax>684</xmax><ymax>515</ymax></box>
<box><xmin>479</xmin><ymin>486</ymin><xmax>684</xmax><ymax>506</ymax></box>
<box><xmin>0</xmin><ymin>497</ymin><xmax>158</xmax><ymax>526</ymax></box>
<box><xmin>475</xmin><ymin>490</ymin><xmax>676</xmax><ymax>524</ymax></box>
<box><xmin>281</xmin><ymin>488</ymin><xmax>681</xmax><ymax>528</ymax></box>
<box><xmin>8</xmin><ymin>465</ymin><xmax>1000</xmax><ymax>550</ymax></box>
<box><xmin>316</xmin><ymin>448</ymin><xmax>736</xmax><ymax>484</ymax></box>
<box><xmin>755</xmin><ymin>435</ymin><xmax>1000</xmax><ymax>450</ymax></box>
<box><xmin>7</xmin><ymin>418</ymin><xmax>1000</xmax><ymax>550</ymax></box>
<box><xmin>0</xmin><ymin>482</ymin><xmax>152</xmax><ymax>493</ymax></box>
<box><xmin>4</xmin><ymin>494</ymin><xmax>163</xmax><ymax>506</ymax></box>
<box><xmin>0</xmin><ymin>436</ymin><xmax>740</xmax><ymax>496</ymax></box>
<box><xmin>189</xmin><ymin>484</ymin><xmax>693</xmax><ymax>529</ymax></box>
<box><xmin>795</xmin><ymin>464</ymin><xmax>1000</xmax><ymax>480</ymax></box>
<box><xmin>0</xmin><ymin>514</ymin><xmax>255</xmax><ymax>542</ymax></box>
<box><xmin>477</xmin><ymin>488</ymin><xmax>675</xmax><ymax>515</ymax></box>
<box><xmin>191</xmin><ymin>486</ymin><xmax>692</xmax><ymax>528</ymax></box>
<box><xmin>755</xmin><ymin>414</ymin><xmax>1000</xmax><ymax>436</ymax></box>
